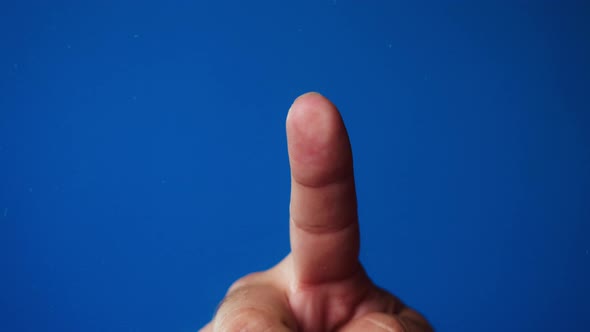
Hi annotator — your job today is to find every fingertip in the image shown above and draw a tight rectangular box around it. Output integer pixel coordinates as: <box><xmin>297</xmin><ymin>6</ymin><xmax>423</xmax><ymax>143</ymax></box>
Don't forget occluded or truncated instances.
<box><xmin>286</xmin><ymin>91</ymin><xmax>334</xmax><ymax>135</ymax></box>
<box><xmin>286</xmin><ymin>92</ymin><xmax>352</xmax><ymax>187</ymax></box>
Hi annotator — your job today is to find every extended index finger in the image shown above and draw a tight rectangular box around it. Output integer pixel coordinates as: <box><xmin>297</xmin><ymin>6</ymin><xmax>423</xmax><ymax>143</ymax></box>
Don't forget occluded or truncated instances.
<box><xmin>286</xmin><ymin>92</ymin><xmax>361</xmax><ymax>284</ymax></box>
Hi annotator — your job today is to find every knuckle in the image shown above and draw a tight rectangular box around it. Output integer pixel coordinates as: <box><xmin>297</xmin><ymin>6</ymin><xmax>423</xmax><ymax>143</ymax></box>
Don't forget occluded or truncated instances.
<box><xmin>363</xmin><ymin>314</ymin><xmax>408</xmax><ymax>332</ymax></box>
<box><xmin>398</xmin><ymin>315</ymin><xmax>434</xmax><ymax>332</ymax></box>
<box><xmin>217</xmin><ymin>307</ymin><xmax>275</xmax><ymax>332</ymax></box>
<box><xmin>227</xmin><ymin>272</ymin><xmax>264</xmax><ymax>294</ymax></box>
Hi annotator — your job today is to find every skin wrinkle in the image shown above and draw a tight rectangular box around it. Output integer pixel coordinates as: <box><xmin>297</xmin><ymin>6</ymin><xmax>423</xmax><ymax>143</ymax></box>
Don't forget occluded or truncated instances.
<box><xmin>289</xmin><ymin>267</ymin><xmax>374</xmax><ymax>332</ymax></box>
<box><xmin>397</xmin><ymin>317</ymin><xmax>412</xmax><ymax>332</ymax></box>
<box><xmin>289</xmin><ymin>175</ymin><xmax>357</xmax><ymax>235</ymax></box>
<box><xmin>351</xmin><ymin>286</ymin><xmax>385</xmax><ymax>320</ymax></box>
<box><xmin>216</xmin><ymin>307</ymin><xmax>274</xmax><ymax>331</ymax></box>
<box><xmin>400</xmin><ymin>311</ymin><xmax>433</xmax><ymax>332</ymax></box>
<box><xmin>366</xmin><ymin>317</ymin><xmax>397</xmax><ymax>332</ymax></box>
<box><xmin>363</xmin><ymin>288</ymin><xmax>403</xmax><ymax>316</ymax></box>
<box><xmin>216</xmin><ymin>301</ymin><xmax>291</xmax><ymax>332</ymax></box>
<box><xmin>216</xmin><ymin>283</ymin><xmax>298</xmax><ymax>332</ymax></box>
<box><xmin>289</xmin><ymin>214</ymin><xmax>358</xmax><ymax>235</ymax></box>
<box><xmin>280</xmin><ymin>282</ymin><xmax>299</xmax><ymax>332</ymax></box>
<box><xmin>290</xmin><ymin>163</ymin><xmax>354</xmax><ymax>189</ymax></box>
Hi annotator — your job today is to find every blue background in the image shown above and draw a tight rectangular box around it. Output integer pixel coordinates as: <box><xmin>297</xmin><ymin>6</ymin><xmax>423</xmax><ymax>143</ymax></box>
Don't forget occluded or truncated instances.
<box><xmin>1</xmin><ymin>1</ymin><xmax>589</xmax><ymax>331</ymax></box>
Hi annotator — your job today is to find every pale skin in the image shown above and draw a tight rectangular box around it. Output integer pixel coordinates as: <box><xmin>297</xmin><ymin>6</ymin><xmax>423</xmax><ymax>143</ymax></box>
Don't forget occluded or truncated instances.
<box><xmin>200</xmin><ymin>92</ymin><xmax>433</xmax><ymax>332</ymax></box>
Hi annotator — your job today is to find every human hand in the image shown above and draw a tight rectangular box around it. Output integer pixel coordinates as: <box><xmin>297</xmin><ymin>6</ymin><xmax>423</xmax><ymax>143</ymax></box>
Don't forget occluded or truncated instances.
<box><xmin>200</xmin><ymin>92</ymin><xmax>432</xmax><ymax>332</ymax></box>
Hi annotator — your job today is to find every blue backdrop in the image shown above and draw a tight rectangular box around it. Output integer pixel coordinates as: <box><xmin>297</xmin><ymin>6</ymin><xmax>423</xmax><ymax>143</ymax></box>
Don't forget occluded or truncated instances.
<box><xmin>1</xmin><ymin>1</ymin><xmax>589</xmax><ymax>331</ymax></box>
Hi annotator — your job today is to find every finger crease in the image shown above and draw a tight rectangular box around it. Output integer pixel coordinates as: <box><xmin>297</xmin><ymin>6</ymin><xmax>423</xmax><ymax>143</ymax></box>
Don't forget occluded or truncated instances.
<box><xmin>366</xmin><ymin>317</ymin><xmax>397</xmax><ymax>332</ymax></box>
<box><xmin>291</xmin><ymin>216</ymin><xmax>357</xmax><ymax>235</ymax></box>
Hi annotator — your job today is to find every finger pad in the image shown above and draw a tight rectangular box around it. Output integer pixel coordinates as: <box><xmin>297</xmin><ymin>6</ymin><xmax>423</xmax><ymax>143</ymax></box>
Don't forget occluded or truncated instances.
<box><xmin>286</xmin><ymin>92</ymin><xmax>352</xmax><ymax>187</ymax></box>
